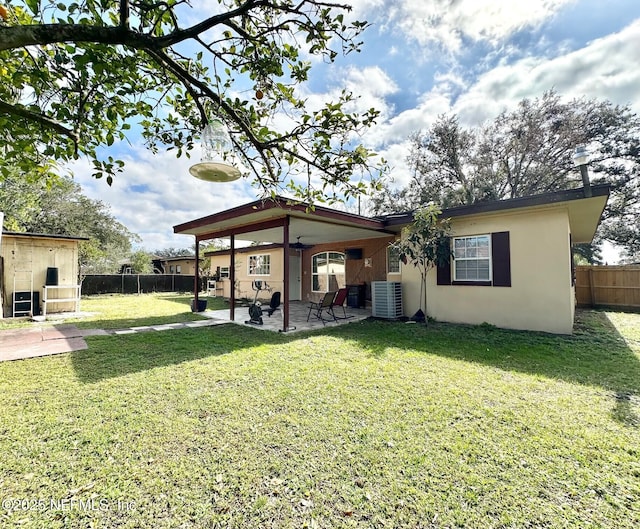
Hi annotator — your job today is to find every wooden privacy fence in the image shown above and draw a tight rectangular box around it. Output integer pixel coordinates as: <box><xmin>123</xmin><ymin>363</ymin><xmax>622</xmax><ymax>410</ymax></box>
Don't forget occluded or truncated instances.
<box><xmin>575</xmin><ymin>265</ymin><xmax>640</xmax><ymax>310</ymax></box>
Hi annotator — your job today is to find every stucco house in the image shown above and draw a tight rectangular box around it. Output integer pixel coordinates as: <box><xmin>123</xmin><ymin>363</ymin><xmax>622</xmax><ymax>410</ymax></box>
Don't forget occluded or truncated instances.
<box><xmin>157</xmin><ymin>255</ymin><xmax>200</xmax><ymax>275</ymax></box>
<box><xmin>174</xmin><ymin>184</ymin><xmax>609</xmax><ymax>334</ymax></box>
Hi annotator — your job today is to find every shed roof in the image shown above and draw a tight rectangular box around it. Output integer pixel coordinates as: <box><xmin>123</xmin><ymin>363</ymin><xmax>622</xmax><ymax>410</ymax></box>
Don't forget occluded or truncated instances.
<box><xmin>1</xmin><ymin>231</ymin><xmax>89</xmax><ymax>242</ymax></box>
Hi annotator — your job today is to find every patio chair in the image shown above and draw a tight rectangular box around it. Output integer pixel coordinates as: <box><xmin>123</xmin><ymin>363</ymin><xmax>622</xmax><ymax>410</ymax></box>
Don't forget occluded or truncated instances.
<box><xmin>265</xmin><ymin>291</ymin><xmax>282</xmax><ymax>317</ymax></box>
<box><xmin>328</xmin><ymin>287</ymin><xmax>351</xmax><ymax>320</ymax></box>
<box><xmin>307</xmin><ymin>291</ymin><xmax>337</xmax><ymax>325</ymax></box>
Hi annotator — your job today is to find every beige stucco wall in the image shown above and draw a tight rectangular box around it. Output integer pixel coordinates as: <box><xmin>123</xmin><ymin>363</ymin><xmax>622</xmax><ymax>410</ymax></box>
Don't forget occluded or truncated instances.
<box><xmin>1</xmin><ymin>234</ymin><xmax>80</xmax><ymax>316</ymax></box>
<box><xmin>209</xmin><ymin>248</ymin><xmax>289</xmax><ymax>301</ymax></box>
<box><xmin>400</xmin><ymin>206</ymin><xmax>575</xmax><ymax>334</ymax></box>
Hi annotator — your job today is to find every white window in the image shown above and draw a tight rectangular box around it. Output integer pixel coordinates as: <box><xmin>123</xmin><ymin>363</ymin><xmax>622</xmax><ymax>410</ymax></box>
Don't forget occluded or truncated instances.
<box><xmin>312</xmin><ymin>252</ymin><xmax>345</xmax><ymax>292</ymax></box>
<box><xmin>219</xmin><ymin>266</ymin><xmax>230</xmax><ymax>278</ymax></box>
<box><xmin>453</xmin><ymin>235</ymin><xmax>491</xmax><ymax>281</ymax></box>
<box><xmin>248</xmin><ymin>254</ymin><xmax>271</xmax><ymax>276</ymax></box>
<box><xmin>176</xmin><ymin>265</ymin><xmax>182</xmax><ymax>274</ymax></box>
<box><xmin>169</xmin><ymin>265</ymin><xmax>175</xmax><ymax>273</ymax></box>
<box><xmin>387</xmin><ymin>245</ymin><xmax>401</xmax><ymax>274</ymax></box>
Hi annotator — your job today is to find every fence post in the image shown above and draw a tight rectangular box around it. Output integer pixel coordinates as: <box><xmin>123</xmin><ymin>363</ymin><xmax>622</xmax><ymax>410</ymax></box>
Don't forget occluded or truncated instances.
<box><xmin>588</xmin><ymin>267</ymin><xmax>595</xmax><ymax>307</ymax></box>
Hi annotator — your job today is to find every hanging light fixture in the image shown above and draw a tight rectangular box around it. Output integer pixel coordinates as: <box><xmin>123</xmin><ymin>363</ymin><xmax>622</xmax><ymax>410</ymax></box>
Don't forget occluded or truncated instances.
<box><xmin>189</xmin><ymin>118</ymin><xmax>243</xmax><ymax>182</ymax></box>
<box><xmin>572</xmin><ymin>144</ymin><xmax>592</xmax><ymax>198</ymax></box>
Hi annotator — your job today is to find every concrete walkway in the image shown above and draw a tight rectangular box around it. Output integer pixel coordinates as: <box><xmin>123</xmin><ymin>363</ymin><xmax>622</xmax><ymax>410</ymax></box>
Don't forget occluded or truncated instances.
<box><xmin>0</xmin><ymin>319</ymin><xmax>226</xmax><ymax>363</ymax></box>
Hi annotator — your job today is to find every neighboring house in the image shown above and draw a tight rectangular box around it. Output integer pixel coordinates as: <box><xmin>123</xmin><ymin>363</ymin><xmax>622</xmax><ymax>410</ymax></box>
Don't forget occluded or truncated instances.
<box><xmin>0</xmin><ymin>231</ymin><xmax>88</xmax><ymax>318</ymax></box>
<box><xmin>159</xmin><ymin>255</ymin><xmax>200</xmax><ymax>275</ymax></box>
<box><xmin>174</xmin><ymin>185</ymin><xmax>609</xmax><ymax>334</ymax></box>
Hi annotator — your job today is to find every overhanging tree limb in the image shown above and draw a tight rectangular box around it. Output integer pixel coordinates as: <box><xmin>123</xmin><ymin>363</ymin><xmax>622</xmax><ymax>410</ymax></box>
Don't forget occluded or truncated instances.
<box><xmin>0</xmin><ymin>0</ymin><xmax>383</xmax><ymax>201</ymax></box>
<box><xmin>0</xmin><ymin>98</ymin><xmax>79</xmax><ymax>147</ymax></box>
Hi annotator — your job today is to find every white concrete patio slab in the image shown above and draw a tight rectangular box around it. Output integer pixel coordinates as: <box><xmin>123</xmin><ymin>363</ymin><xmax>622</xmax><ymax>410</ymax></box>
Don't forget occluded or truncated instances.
<box><xmin>200</xmin><ymin>300</ymin><xmax>371</xmax><ymax>333</ymax></box>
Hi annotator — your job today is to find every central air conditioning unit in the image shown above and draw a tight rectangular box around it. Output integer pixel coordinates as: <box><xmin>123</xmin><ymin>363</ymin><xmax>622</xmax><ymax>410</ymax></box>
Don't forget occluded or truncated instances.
<box><xmin>371</xmin><ymin>281</ymin><xmax>403</xmax><ymax>319</ymax></box>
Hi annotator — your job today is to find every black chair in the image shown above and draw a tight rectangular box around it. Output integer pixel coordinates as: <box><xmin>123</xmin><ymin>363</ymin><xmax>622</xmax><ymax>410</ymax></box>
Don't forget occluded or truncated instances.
<box><xmin>265</xmin><ymin>291</ymin><xmax>281</xmax><ymax>317</ymax></box>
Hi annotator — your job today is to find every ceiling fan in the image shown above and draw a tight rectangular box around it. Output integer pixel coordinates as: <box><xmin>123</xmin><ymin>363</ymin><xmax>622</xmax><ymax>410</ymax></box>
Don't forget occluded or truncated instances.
<box><xmin>291</xmin><ymin>236</ymin><xmax>313</xmax><ymax>250</ymax></box>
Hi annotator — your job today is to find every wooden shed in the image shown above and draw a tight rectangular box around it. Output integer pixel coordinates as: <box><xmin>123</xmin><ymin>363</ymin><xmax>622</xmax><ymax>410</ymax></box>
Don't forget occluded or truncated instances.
<box><xmin>0</xmin><ymin>231</ymin><xmax>87</xmax><ymax>318</ymax></box>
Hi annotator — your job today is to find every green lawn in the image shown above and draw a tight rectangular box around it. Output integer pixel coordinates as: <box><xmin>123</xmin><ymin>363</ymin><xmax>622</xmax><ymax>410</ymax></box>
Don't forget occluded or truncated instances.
<box><xmin>0</xmin><ymin>304</ymin><xmax>638</xmax><ymax>528</ymax></box>
<box><xmin>0</xmin><ymin>292</ymin><xmax>229</xmax><ymax>331</ymax></box>
<box><xmin>71</xmin><ymin>292</ymin><xmax>229</xmax><ymax>330</ymax></box>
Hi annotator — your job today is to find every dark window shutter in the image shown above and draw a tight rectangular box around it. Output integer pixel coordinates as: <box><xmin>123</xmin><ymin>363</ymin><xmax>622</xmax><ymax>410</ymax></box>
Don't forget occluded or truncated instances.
<box><xmin>437</xmin><ymin>237</ymin><xmax>452</xmax><ymax>285</ymax></box>
<box><xmin>491</xmin><ymin>231</ymin><xmax>511</xmax><ymax>287</ymax></box>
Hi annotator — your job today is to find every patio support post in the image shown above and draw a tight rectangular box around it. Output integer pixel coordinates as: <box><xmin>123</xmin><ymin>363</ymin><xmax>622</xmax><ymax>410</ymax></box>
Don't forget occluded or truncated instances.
<box><xmin>283</xmin><ymin>215</ymin><xmax>290</xmax><ymax>332</ymax></box>
<box><xmin>194</xmin><ymin>236</ymin><xmax>200</xmax><ymax>306</ymax></box>
<box><xmin>230</xmin><ymin>234</ymin><xmax>235</xmax><ymax>321</ymax></box>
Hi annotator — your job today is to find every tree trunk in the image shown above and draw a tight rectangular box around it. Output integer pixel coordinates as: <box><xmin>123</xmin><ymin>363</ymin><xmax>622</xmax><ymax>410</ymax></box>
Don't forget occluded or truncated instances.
<box><xmin>422</xmin><ymin>270</ymin><xmax>428</xmax><ymax>326</ymax></box>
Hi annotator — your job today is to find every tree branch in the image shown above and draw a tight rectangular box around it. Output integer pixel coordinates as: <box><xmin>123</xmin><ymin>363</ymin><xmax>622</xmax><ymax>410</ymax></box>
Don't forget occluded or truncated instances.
<box><xmin>120</xmin><ymin>0</ymin><xmax>130</xmax><ymax>29</ymax></box>
<box><xmin>0</xmin><ymin>1</ymin><xmax>354</xmax><ymax>51</ymax></box>
<box><xmin>143</xmin><ymin>48</ymin><xmax>268</xmax><ymax>158</ymax></box>
<box><xmin>0</xmin><ymin>24</ymin><xmax>154</xmax><ymax>51</ymax></box>
<box><xmin>0</xmin><ymin>98</ymin><xmax>79</xmax><ymax>147</ymax></box>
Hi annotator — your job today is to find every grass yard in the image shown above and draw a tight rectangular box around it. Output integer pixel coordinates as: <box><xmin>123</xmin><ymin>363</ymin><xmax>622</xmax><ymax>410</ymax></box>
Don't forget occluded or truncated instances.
<box><xmin>0</xmin><ymin>304</ymin><xmax>638</xmax><ymax>528</ymax></box>
<box><xmin>71</xmin><ymin>293</ymin><xmax>230</xmax><ymax>330</ymax></box>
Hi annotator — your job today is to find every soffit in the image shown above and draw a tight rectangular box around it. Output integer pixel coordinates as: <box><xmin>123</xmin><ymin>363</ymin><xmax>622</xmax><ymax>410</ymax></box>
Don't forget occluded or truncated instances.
<box><xmin>566</xmin><ymin>194</ymin><xmax>609</xmax><ymax>243</ymax></box>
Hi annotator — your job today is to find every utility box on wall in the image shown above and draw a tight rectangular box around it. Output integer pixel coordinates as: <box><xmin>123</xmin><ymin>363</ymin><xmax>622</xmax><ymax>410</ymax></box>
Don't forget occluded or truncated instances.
<box><xmin>372</xmin><ymin>281</ymin><xmax>403</xmax><ymax>319</ymax></box>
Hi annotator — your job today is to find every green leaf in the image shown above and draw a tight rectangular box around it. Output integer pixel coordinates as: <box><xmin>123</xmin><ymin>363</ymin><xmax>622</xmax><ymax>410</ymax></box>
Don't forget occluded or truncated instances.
<box><xmin>25</xmin><ymin>0</ymin><xmax>40</xmax><ymax>15</ymax></box>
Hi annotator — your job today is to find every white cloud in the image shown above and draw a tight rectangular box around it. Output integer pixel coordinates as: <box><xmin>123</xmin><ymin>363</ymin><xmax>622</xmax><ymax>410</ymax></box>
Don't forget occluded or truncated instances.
<box><xmin>303</xmin><ymin>65</ymin><xmax>398</xmax><ymax>121</ymax></box>
<box><xmin>360</xmin><ymin>87</ymin><xmax>453</xmax><ymax>190</ymax></box>
<box><xmin>351</xmin><ymin>0</ymin><xmax>572</xmax><ymax>53</ymax></box>
<box><xmin>343</xmin><ymin>66</ymin><xmax>400</xmax><ymax>105</ymax></box>
<box><xmin>452</xmin><ymin>18</ymin><xmax>640</xmax><ymax>125</ymax></box>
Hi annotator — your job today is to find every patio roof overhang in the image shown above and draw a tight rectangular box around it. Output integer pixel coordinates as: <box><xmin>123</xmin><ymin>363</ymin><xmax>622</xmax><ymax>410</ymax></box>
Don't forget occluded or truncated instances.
<box><xmin>173</xmin><ymin>196</ymin><xmax>397</xmax><ymax>244</ymax></box>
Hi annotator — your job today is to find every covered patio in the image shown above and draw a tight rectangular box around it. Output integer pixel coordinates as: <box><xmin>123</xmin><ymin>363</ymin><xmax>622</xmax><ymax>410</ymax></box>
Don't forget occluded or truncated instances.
<box><xmin>173</xmin><ymin>196</ymin><xmax>397</xmax><ymax>332</ymax></box>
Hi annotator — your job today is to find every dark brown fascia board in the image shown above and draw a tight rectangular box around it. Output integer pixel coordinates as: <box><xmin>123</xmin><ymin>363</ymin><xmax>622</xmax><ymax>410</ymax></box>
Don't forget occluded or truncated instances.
<box><xmin>383</xmin><ymin>184</ymin><xmax>611</xmax><ymax>227</ymax></box>
<box><xmin>174</xmin><ymin>195</ymin><xmax>385</xmax><ymax>234</ymax></box>
<box><xmin>1</xmin><ymin>230</ymin><xmax>90</xmax><ymax>241</ymax></box>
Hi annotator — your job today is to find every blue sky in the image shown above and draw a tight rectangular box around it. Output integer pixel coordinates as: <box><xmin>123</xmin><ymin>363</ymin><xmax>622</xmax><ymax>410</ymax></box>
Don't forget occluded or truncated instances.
<box><xmin>69</xmin><ymin>0</ymin><xmax>640</xmax><ymax>260</ymax></box>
